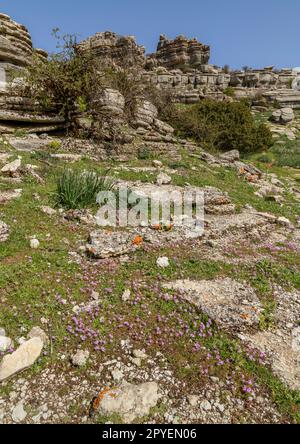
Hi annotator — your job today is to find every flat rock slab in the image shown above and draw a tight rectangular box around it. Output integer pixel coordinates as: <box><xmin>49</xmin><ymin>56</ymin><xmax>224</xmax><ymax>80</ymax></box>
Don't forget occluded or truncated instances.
<box><xmin>163</xmin><ymin>278</ymin><xmax>262</xmax><ymax>332</ymax></box>
<box><xmin>98</xmin><ymin>382</ymin><xmax>159</xmax><ymax>423</ymax></box>
<box><xmin>204</xmin><ymin>209</ymin><xmax>273</xmax><ymax>239</ymax></box>
<box><xmin>0</xmin><ymin>189</ymin><xmax>22</xmax><ymax>204</ymax></box>
<box><xmin>241</xmin><ymin>329</ymin><xmax>300</xmax><ymax>391</ymax></box>
<box><xmin>0</xmin><ymin>338</ymin><xmax>43</xmax><ymax>382</ymax></box>
<box><xmin>139</xmin><ymin>221</ymin><xmax>204</xmax><ymax>242</ymax></box>
<box><xmin>117</xmin><ymin>182</ymin><xmax>235</xmax><ymax>215</ymax></box>
<box><xmin>1</xmin><ymin>157</ymin><xmax>21</xmax><ymax>175</ymax></box>
<box><xmin>0</xmin><ymin>220</ymin><xmax>9</xmax><ymax>241</ymax></box>
<box><xmin>86</xmin><ymin>230</ymin><xmax>143</xmax><ymax>259</ymax></box>
<box><xmin>50</xmin><ymin>154</ymin><xmax>82</xmax><ymax>162</ymax></box>
<box><xmin>0</xmin><ymin>110</ymin><xmax>64</xmax><ymax>123</ymax></box>
<box><xmin>7</xmin><ymin>137</ymin><xmax>54</xmax><ymax>152</ymax></box>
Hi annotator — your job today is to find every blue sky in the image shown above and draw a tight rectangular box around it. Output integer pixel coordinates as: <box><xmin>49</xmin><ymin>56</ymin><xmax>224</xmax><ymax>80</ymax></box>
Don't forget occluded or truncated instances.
<box><xmin>1</xmin><ymin>0</ymin><xmax>299</xmax><ymax>69</ymax></box>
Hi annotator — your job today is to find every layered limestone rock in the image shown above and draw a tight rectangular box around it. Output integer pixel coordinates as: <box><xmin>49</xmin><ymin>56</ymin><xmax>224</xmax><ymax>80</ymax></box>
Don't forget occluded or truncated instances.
<box><xmin>0</xmin><ymin>13</ymin><xmax>64</xmax><ymax>134</ymax></box>
<box><xmin>0</xmin><ymin>13</ymin><xmax>33</xmax><ymax>67</ymax></box>
<box><xmin>147</xmin><ymin>34</ymin><xmax>210</xmax><ymax>70</ymax></box>
<box><xmin>229</xmin><ymin>67</ymin><xmax>300</xmax><ymax>108</ymax></box>
<box><xmin>142</xmin><ymin>67</ymin><xmax>230</xmax><ymax>103</ymax></box>
<box><xmin>93</xmin><ymin>88</ymin><xmax>125</xmax><ymax>117</ymax></box>
<box><xmin>77</xmin><ymin>31</ymin><xmax>145</xmax><ymax>68</ymax></box>
<box><xmin>230</xmin><ymin>67</ymin><xmax>297</xmax><ymax>90</ymax></box>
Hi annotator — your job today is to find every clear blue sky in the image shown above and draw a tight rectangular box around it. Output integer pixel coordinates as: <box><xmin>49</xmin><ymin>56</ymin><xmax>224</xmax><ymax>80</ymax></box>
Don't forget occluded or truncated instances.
<box><xmin>1</xmin><ymin>0</ymin><xmax>299</xmax><ymax>69</ymax></box>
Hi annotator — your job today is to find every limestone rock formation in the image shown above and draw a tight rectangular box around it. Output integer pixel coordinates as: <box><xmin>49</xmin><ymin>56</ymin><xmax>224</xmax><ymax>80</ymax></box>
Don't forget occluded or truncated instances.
<box><xmin>77</xmin><ymin>31</ymin><xmax>145</xmax><ymax>68</ymax></box>
<box><xmin>270</xmin><ymin>107</ymin><xmax>295</xmax><ymax>124</ymax></box>
<box><xmin>92</xmin><ymin>88</ymin><xmax>125</xmax><ymax>117</ymax></box>
<box><xmin>0</xmin><ymin>13</ymin><xmax>65</xmax><ymax>134</ymax></box>
<box><xmin>148</xmin><ymin>34</ymin><xmax>210</xmax><ymax>70</ymax></box>
<box><xmin>0</xmin><ymin>13</ymin><xmax>34</xmax><ymax>67</ymax></box>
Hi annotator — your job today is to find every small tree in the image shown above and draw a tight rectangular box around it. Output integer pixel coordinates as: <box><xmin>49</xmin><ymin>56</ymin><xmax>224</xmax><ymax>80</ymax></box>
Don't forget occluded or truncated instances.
<box><xmin>21</xmin><ymin>29</ymin><xmax>103</xmax><ymax>129</ymax></box>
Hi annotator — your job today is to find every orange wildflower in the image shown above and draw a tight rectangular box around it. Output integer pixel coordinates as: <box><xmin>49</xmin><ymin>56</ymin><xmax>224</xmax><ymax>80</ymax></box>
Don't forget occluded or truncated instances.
<box><xmin>132</xmin><ymin>235</ymin><xmax>143</xmax><ymax>245</ymax></box>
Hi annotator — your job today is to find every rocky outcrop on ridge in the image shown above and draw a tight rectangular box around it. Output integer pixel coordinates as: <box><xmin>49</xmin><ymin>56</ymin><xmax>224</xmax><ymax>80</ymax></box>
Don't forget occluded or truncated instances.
<box><xmin>147</xmin><ymin>34</ymin><xmax>210</xmax><ymax>70</ymax></box>
<box><xmin>0</xmin><ymin>13</ymin><xmax>65</xmax><ymax>134</ymax></box>
<box><xmin>77</xmin><ymin>31</ymin><xmax>146</xmax><ymax>68</ymax></box>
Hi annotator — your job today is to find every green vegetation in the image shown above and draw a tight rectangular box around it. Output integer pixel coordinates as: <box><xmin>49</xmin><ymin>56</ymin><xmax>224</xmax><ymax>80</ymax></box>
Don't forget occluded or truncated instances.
<box><xmin>55</xmin><ymin>168</ymin><xmax>114</xmax><ymax>210</ymax></box>
<box><xmin>169</xmin><ymin>100</ymin><xmax>273</xmax><ymax>153</ymax></box>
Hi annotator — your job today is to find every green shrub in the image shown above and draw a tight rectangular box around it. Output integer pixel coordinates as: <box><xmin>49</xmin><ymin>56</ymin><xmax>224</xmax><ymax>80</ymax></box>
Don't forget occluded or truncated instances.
<box><xmin>48</xmin><ymin>140</ymin><xmax>62</xmax><ymax>151</ymax></box>
<box><xmin>224</xmin><ymin>87</ymin><xmax>235</xmax><ymax>97</ymax></box>
<box><xmin>55</xmin><ymin>169</ymin><xmax>114</xmax><ymax>209</ymax></box>
<box><xmin>170</xmin><ymin>99</ymin><xmax>273</xmax><ymax>153</ymax></box>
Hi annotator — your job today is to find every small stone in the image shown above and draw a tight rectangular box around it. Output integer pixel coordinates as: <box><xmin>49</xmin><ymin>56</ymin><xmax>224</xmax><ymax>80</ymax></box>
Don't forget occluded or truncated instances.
<box><xmin>0</xmin><ymin>221</ymin><xmax>9</xmax><ymax>242</ymax></box>
<box><xmin>122</xmin><ymin>289</ymin><xmax>131</xmax><ymax>302</ymax></box>
<box><xmin>130</xmin><ymin>357</ymin><xmax>142</xmax><ymax>367</ymax></box>
<box><xmin>0</xmin><ymin>336</ymin><xmax>12</xmax><ymax>352</ymax></box>
<box><xmin>91</xmin><ymin>291</ymin><xmax>99</xmax><ymax>301</ymax></box>
<box><xmin>71</xmin><ymin>350</ymin><xmax>90</xmax><ymax>367</ymax></box>
<box><xmin>111</xmin><ymin>369</ymin><xmax>124</xmax><ymax>382</ymax></box>
<box><xmin>187</xmin><ymin>395</ymin><xmax>199</xmax><ymax>407</ymax></box>
<box><xmin>152</xmin><ymin>160</ymin><xmax>163</xmax><ymax>169</ymax></box>
<box><xmin>12</xmin><ymin>402</ymin><xmax>27</xmax><ymax>423</ymax></box>
<box><xmin>156</xmin><ymin>257</ymin><xmax>170</xmax><ymax>268</ymax></box>
<box><xmin>40</xmin><ymin>206</ymin><xmax>57</xmax><ymax>216</ymax></box>
<box><xmin>133</xmin><ymin>349</ymin><xmax>147</xmax><ymax>359</ymax></box>
<box><xmin>1</xmin><ymin>157</ymin><xmax>21</xmax><ymax>175</ymax></box>
<box><xmin>200</xmin><ymin>400</ymin><xmax>212</xmax><ymax>411</ymax></box>
<box><xmin>30</xmin><ymin>238</ymin><xmax>40</xmax><ymax>249</ymax></box>
<box><xmin>156</xmin><ymin>172</ymin><xmax>172</xmax><ymax>186</ymax></box>
<box><xmin>215</xmin><ymin>402</ymin><xmax>225</xmax><ymax>413</ymax></box>
<box><xmin>277</xmin><ymin>216</ymin><xmax>293</xmax><ymax>228</ymax></box>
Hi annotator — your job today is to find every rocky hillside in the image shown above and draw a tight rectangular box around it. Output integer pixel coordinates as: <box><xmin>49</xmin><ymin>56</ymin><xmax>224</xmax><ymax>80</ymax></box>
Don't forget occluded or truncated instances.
<box><xmin>0</xmin><ymin>13</ymin><xmax>299</xmax><ymax>425</ymax></box>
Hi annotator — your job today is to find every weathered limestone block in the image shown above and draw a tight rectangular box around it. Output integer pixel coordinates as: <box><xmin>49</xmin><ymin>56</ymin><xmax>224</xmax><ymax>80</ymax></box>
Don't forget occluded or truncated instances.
<box><xmin>153</xmin><ymin>118</ymin><xmax>174</xmax><ymax>135</ymax></box>
<box><xmin>0</xmin><ymin>14</ymin><xmax>63</xmax><ymax>133</ymax></box>
<box><xmin>77</xmin><ymin>31</ymin><xmax>145</xmax><ymax>68</ymax></box>
<box><xmin>93</xmin><ymin>88</ymin><xmax>125</xmax><ymax>117</ymax></box>
<box><xmin>133</xmin><ymin>100</ymin><xmax>158</xmax><ymax>128</ymax></box>
<box><xmin>150</xmin><ymin>34</ymin><xmax>210</xmax><ymax>70</ymax></box>
<box><xmin>270</xmin><ymin>107</ymin><xmax>295</xmax><ymax>124</ymax></box>
<box><xmin>0</xmin><ymin>13</ymin><xmax>33</xmax><ymax>66</ymax></box>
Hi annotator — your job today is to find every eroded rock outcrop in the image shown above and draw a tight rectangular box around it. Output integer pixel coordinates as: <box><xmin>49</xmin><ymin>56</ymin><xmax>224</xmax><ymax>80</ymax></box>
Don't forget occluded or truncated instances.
<box><xmin>147</xmin><ymin>34</ymin><xmax>210</xmax><ymax>70</ymax></box>
<box><xmin>77</xmin><ymin>31</ymin><xmax>145</xmax><ymax>68</ymax></box>
<box><xmin>0</xmin><ymin>13</ymin><xmax>34</xmax><ymax>67</ymax></box>
<box><xmin>0</xmin><ymin>13</ymin><xmax>65</xmax><ymax>134</ymax></box>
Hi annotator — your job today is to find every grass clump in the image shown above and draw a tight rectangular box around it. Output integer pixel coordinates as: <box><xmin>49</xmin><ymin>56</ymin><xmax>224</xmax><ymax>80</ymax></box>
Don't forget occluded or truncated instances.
<box><xmin>55</xmin><ymin>168</ymin><xmax>114</xmax><ymax>210</ymax></box>
<box><xmin>170</xmin><ymin>99</ymin><xmax>273</xmax><ymax>154</ymax></box>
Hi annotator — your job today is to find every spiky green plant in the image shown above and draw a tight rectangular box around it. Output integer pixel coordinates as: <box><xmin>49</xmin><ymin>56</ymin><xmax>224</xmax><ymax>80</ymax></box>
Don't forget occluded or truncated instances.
<box><xmin>55</xmin><ymin>169</ymin><xmax>114</xmax><ymax>210</ymax></box>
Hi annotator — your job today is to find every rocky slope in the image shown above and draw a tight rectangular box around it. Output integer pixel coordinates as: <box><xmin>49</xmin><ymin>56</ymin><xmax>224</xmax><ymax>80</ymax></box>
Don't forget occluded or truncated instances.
<box><xmin>0</xmin><ymin>12</ymin><xmax>299</xmax><ymax>425</ymax></box>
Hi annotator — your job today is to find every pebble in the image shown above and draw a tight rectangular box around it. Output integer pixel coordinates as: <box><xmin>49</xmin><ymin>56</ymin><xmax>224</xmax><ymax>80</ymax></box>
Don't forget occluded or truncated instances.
<box><xmin>12</xmin><ymin>403</ymin><xmax>27</xmax><ymax>423</ymax></box>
